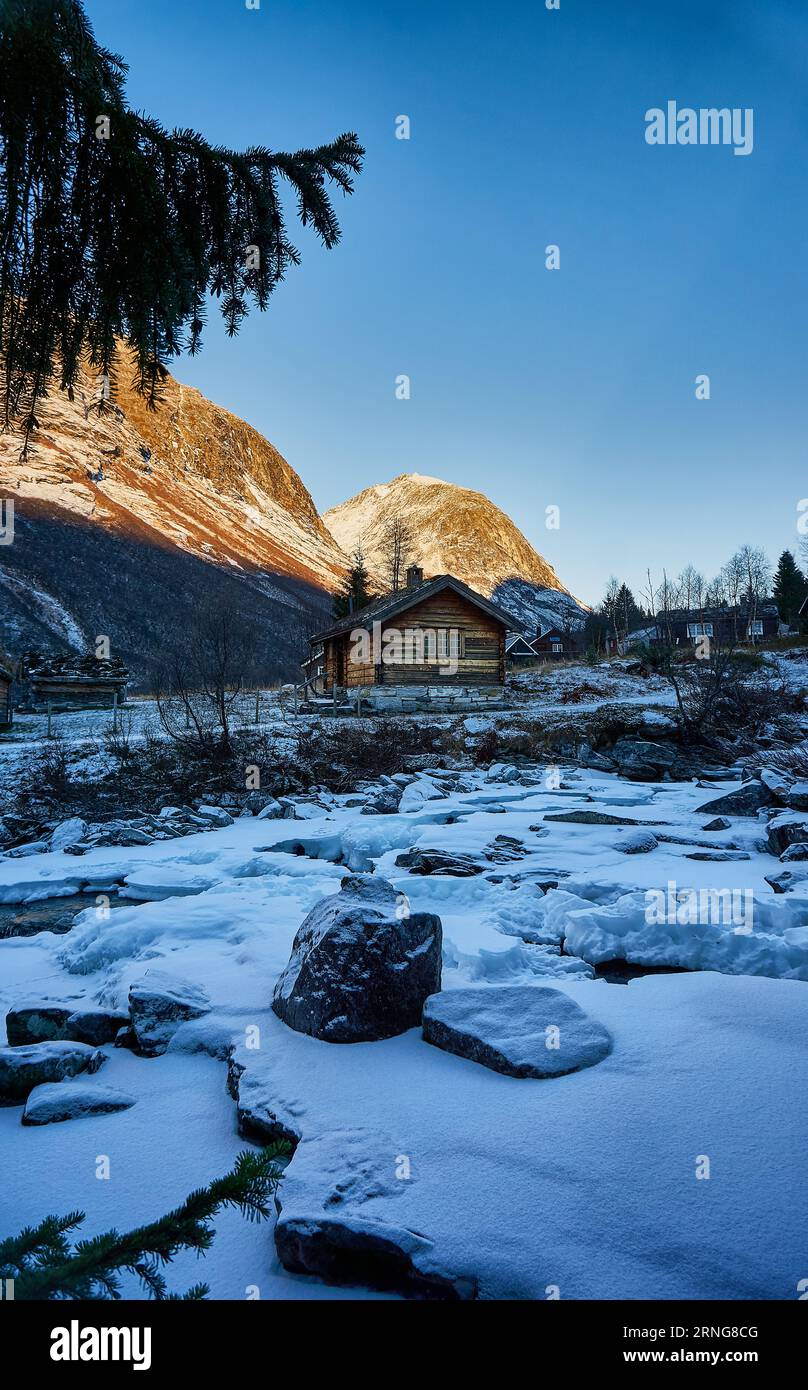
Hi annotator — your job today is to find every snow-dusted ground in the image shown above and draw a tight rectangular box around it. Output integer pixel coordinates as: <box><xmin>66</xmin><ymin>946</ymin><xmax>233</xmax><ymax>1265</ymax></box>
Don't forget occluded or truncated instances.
<box><xmin>2</xmin><ymin>749</ymin><xmax>808</xmax><ymax>1299</ymax></box>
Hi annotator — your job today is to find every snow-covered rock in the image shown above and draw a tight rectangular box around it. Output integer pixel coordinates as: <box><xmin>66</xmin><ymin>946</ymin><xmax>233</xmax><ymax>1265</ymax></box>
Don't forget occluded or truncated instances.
<box><xmin>610</xmin><ymin>738</ymin><xmax>677</xmax><ymax>781</ymax></box>
<box><xmin>398</xmin><ymin>778</ymin><xmax>447</xmax><ymax>813</ymax></box>
<box><xmin>422</xmin><ymin>985</ymin><xmax>612</xmax><ymax>1078</ymax></box>
<box><xmin>194</xmin><ymin>805</ymin><xmax>234</xmax><ymax>828</ymax></box>
<box><xmin>274</xmin><ymin>1128</ymin><xmax>476</xmax><ymax>1299</ymax></box>
<box><xmin>6</xmin><ymin>1004</ymin><xmax>128</xmax><ymax>1047</ymax></box>
<box><xmin>272</xmin><ymin>875</ymin><xmax>442</xmax><ymax>1043</ymax></box>
<box><xmin>394</xmin><ymin>848</ymin><xmax>484</xmax><ymax>877</ymax></box>
<box><xmin>128</xmin><ymin>971</ymin><xmax>211</xmax><ymax>1056</ymax></box>
<box><xmin>696</xmin><ymin>781</ymin><xmax>773</xmax><ymax>816</ymax></box>
<box><xmin>0</xmin><ymin>1041</ymin><xmax>106</xmax><ymax>1104</ymax></box>
<box><xmin>49</xmin><ymin>817</ymin><xmax>88</xmax><ymax>850</ymax></box>
<box><xmin>616</xmin><ymin>829</ymin><xmax>659</xmax><ymax>854</ymax></box>
<box><xmin>255</xmin><ymin>797</ymin><xmax>285</xmax><ymax>820</ymax></box>
<box><xmin>767</xmin><ymin>812</ymin><xmax>808</xmax><ymax>857</ymax></box>
<box><xmin>22</xmin><ymin>1081</ymin><xmax>135</xmax><ymax>1125</ymax></box>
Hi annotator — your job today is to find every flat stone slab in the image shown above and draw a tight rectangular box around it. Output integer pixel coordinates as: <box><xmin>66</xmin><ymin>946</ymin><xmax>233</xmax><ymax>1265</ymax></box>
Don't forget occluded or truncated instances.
<box><xmin>22</xmin><ymin>1082</ymin><xmax>136</xmax><ymax>1125</ymax></box>
<box><xmin>422</xmin><ymin>986</ymin><xmax>612</xmax><ymax>1079</ymax></box>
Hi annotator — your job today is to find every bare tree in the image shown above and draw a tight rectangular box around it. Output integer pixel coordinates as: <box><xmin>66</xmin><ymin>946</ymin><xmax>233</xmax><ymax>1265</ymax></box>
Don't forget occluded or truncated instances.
<box><xmin>675</xmin><ymin>564</ymin><xmax>705</xmax><ymax>613</ymax></box>
<box><xmin>155</xmin><ymin>601</ymin><xmax>258</xmax><ymax>753</ymax></box>
<box><xmin>379</xmin><ymin>517</ymin><xmax>416</xmax><ymax>593</ymax></box>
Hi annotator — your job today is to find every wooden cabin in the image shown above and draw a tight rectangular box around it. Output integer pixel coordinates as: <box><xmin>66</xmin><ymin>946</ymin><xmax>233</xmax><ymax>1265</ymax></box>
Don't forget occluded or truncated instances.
<box><xmin>27</xmin><ymin>654</ymin><xmax>129</xmax><ymax>710</ymax></box>
<box><xmin>306</xmin><ymin>568</ymin><xmax>512</xmax><ymax>709</ymax></box>
<box><xmin>0</xmin><ymin>659</ymin><xmax>13</xmax><ymax>728</ymax></box>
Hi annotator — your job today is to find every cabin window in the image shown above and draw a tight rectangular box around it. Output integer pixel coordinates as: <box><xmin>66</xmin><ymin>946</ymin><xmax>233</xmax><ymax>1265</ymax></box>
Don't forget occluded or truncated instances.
<box><xmin>687</xmin><ymin>622</ymin><xmax>713</xmax><ymax>638</ymax></box>
<box><xmin>551</xmin><ymin>642</ymin><xmax>562</xmax><ymax>653</ymax></box>
<box><xmin>747</xmin><ymin>620</ymin><xmax>763</xmax><ymax>637</ymax></box>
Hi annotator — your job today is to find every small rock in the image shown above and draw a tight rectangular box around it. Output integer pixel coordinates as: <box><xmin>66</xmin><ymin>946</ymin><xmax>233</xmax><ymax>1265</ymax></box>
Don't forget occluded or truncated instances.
<box><xmin>194</xmin><ymin>806</ymin><xmax>234</xmax><ymax>828</ymax></box>
<box><xmin>128</xmin><ymin>971</ymin><xmax>211</xmax><ymax>1056</ymax></box>
<box><xmin>618</xmin><ymin>829</ymin><xmax>658</xmax><ymax>854</ymax></box>
<box><xmin>394</xmin><ymin>848</ymin><xmax>484</xmax><ymax>877</ymax></box>
<box><xmin>22</xmin><ymin>1082</ymin><xmax>135</xmax><ymax>1126</ymax></box>
<box><xmin>0</xmin><ymin>1041</ymin><xmax>105</xmax><ymax>1104</ymax></box>
<box><xmin>780</xmin><ymin>842</ymin><xmax>808</xmax><ymax>861</ymax></box>
<box><xmin>784</xmin><ymin>781</ymin><xmax>808</xmax><ymax>812</ymax></box>
<box><xmin>767</xmin><ymin>816</ymin><xmax>808</xmax><ymax>857</ymax></box>
<box><xmin>702</xmin><ymin>817</ymin><xmax>732</xmax><ymax>832</ymax></box>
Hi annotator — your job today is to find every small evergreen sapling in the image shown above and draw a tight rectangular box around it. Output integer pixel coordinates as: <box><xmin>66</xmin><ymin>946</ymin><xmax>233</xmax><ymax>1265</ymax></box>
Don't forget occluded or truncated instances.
<box><xmin>0</xmin><ymin>1145</ymin><xmax>289</xmax><ymax>1300</ymax></box>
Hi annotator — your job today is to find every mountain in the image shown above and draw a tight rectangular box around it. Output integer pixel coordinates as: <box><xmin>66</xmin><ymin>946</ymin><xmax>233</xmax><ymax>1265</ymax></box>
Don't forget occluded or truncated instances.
<box><xmin>0</xmin><ymin>359</ymin><xmax>347</xmax><ymax>683</ymax></box>
<box><xmin>324</xmin><ymin>473</ymin><xmax>587</xmax><ymax>634</ymax></box>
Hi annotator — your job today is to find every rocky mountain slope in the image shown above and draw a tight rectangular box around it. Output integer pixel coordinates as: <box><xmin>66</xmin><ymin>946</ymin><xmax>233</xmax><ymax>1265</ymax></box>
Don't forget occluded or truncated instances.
<box><xmin>324</xmin><ymin>473</ymin><xmax>586</xmax><ymax>634</ymax></box>
<box><xmin>0</xmin><ymin>358</ymin><xmax>347</xmax><ymax>682</ymax></box>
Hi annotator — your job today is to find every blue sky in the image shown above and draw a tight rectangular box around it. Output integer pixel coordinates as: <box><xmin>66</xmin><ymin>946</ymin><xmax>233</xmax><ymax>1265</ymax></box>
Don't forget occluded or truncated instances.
<box><xmin>84</xmin><ymin>0</ymin><xmax>808</xmax><ymax>605</ymax></box>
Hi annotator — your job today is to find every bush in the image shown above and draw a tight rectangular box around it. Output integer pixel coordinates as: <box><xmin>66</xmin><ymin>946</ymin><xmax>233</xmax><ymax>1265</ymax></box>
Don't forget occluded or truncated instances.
<box><xmin>292</xmin><ymin>717</ymin><xmax>438</xmax><ymax>788</ymax></box>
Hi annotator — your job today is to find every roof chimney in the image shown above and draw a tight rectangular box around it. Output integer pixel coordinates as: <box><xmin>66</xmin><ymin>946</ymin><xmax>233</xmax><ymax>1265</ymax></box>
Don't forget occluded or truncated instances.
<box><xmin>405</xmin><ymin>564</ymin><xmax>424</xmax><ymax>589</ymax></box>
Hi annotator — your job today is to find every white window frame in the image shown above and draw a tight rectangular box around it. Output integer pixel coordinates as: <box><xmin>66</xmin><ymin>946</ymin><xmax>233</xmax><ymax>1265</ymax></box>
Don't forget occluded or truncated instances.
<box><xmin>687</xmin><ymin>622</ymin><xmax>713</xmax><ymax>639</ymax></box>
<box><xmin>747</xmin><ymin>619</ymin><xmax>763</xmax><ymax>637</ymax></box>
<box><xmin>551</xmin><ymin>641</ymin><xmax>563</xmax><ymax>653</ymax></box>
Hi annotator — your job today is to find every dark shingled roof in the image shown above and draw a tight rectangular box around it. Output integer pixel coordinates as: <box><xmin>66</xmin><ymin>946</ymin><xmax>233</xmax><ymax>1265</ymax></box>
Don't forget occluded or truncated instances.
<box><xmin>311</xmin><ymin>574</ymin><xmax>516</xmax><ymax>643</ymax></box>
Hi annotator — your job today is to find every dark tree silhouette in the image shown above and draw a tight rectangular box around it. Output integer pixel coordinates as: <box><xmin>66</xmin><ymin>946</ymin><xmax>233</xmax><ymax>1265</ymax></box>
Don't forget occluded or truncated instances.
<box><xmin>0</xmin><ymin>0</ymin><xmax>364</xmax><ymax>448</ymax></box>
<box><xmin>333</xmin><ymin>547</ymin><xmax>375</xmax><ymax>619</ymax></box>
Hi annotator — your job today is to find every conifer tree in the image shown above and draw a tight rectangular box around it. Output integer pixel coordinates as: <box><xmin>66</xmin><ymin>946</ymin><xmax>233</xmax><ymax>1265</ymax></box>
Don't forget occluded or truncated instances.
<box><xmin>333</xmin><ymin>547</ymin><xmax>375</xmax><ymax>619</ymax></box>
<box><xmin>772</xmin><ymin>549</ymin><xmax>806</xmax><ymax>629</ymax></box>
<box><xmin>0</xmin><ymin>0</ymin><xmax>364</xmax><ymax>449</ymax></box>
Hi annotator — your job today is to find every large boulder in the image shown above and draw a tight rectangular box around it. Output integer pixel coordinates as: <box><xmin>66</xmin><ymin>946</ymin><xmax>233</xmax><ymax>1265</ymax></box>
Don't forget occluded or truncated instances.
<box><xmin>128</xmin><ymin>971</ymin><xmax>211</xmax><ymax>1056</ymax></box>
<box><xmin>272</xmin><ymin>875</ymin><xmax>442</xmax><ymax>1043</ymax></box>
<box><xmin>422</xmin><ymin>985</ymin><xmax>612</xmax><ymax>1079</ymax></box>
<box><xmin>696</xmin><ymin>781</ymin><xmax>774</xmax><ymax>817</ymax></box>
<box><xmin>22</xmin><ymin>1081</ymin><xmax>135</xmax><ymax>1126</ymax></box>
<box><xmin>0</xmin><ymin>1041</ymin><xmax>105</xmax><ymax>1104</ymax></box>
<box><xmin>609</xmin><ymin>737</ymin><xmax>677</xmax><ymax>781</ymax></box>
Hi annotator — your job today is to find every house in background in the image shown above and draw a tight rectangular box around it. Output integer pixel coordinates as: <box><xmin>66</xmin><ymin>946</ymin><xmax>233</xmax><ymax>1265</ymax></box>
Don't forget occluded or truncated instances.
<box><xmin>305</xmin><ymin>566</ymin><xmax>513</xmax><ymax>711</ymax></box>
<box><xmin>505</xmin><ymin>633</ymin><xmax>538</xmax><ymax>665</ymax></box>
<box><xmin>653</xmin><ymin>603</ymin><xmax>779</xmax><ymax>647</ymax></box>
<box><xmin>533</xmin><ymin>625</ymin><xmax>585</xmax><ymax>660</ymax></box>
<box><xmin>0</xmin><ymin>658</ymin><xmax>14</xmax><ymax>728</ymax></box>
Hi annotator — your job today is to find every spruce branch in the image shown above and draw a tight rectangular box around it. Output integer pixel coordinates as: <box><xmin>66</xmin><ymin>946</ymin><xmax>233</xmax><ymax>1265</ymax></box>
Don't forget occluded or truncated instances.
<box><xmin>1</xmin><ymin>1145</ymin><xmax>289</xmax><ymax>1300</ymax></box>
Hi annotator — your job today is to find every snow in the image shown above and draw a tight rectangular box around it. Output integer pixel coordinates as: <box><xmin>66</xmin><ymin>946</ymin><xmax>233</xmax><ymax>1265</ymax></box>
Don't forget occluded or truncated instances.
<box><xmin>2</xmin><ymin>706</ymin><xmax>808</xmax><ymax>1298</ymax></box>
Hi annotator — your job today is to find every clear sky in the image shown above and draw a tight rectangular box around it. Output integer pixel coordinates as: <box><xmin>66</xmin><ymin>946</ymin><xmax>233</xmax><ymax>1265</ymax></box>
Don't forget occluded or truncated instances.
<box><xmin>83</xmin><ymin>0</ymin><xmax>808</xmax><ymax>607</ymax></box>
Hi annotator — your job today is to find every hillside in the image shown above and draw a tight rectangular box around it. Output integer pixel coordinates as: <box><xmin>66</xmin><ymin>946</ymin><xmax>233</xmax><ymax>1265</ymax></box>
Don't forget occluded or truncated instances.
<box><xmin>0</xmin><ymin>358</ymin><xmax>347</xmax><ymax>682</ymax></box>
<box><xmin>324</xmin><ymin>473</ymin><xmax>586</xmax><ymax>633</ymax></box>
